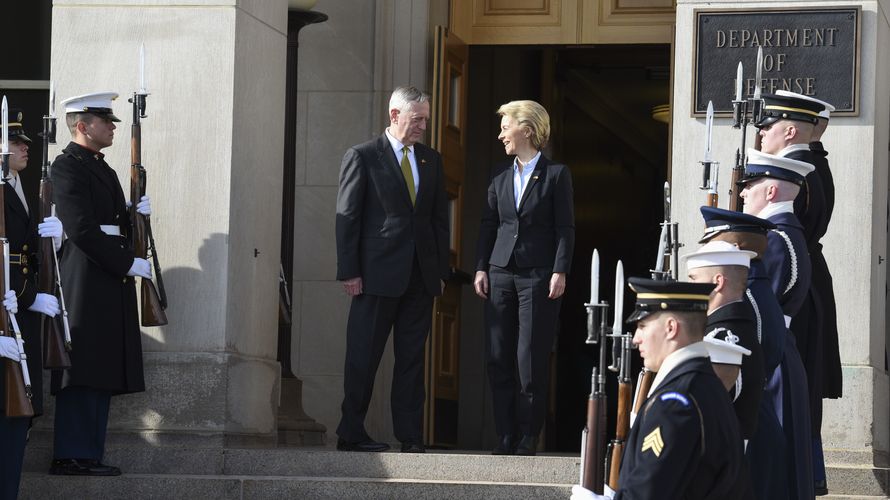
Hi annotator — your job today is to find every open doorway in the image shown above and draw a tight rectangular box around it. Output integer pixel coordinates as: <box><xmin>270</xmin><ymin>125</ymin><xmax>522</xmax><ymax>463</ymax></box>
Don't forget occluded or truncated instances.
<box><xmin>458</xmin><ymin>44</ymin><xmax>671</xmax><ymax>452</ymax></box>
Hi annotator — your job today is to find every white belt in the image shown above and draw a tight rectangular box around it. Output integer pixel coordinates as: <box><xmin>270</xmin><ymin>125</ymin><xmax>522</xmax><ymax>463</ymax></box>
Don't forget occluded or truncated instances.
<box><xmin>783</xmin><ymin>315</ymin><xmax>792</xmax><ymax>328</ymax></box>
<box><xmin>100</xmin><ymin>225</ymin><xmax>121</xmax><ymax>236</ymax></box>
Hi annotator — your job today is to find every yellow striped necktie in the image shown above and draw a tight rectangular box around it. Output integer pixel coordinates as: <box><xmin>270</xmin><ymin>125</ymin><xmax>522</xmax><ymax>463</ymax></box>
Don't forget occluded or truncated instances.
<box><xmin>400</xmin><ymin>146</ymin><xmax>416</xmax><ymax>205</ymax></box>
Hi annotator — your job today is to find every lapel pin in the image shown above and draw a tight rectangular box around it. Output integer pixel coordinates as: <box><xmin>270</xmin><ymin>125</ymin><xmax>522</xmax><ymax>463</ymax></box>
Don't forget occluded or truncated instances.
<box><xmin>532</xmin><ymin>175</ymin><xmax>539</xmax><ymax>180</ymax></box>
<box><xmin>421</xmin><ymin>159</ymin><xmax>426</xmax><ymax>164</ymax></box>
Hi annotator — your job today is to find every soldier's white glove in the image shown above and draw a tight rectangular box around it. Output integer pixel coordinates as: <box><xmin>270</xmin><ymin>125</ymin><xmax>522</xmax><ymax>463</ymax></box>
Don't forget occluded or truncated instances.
<box><xmin>136</xmin><ymin>195</ymin><xmax>152</xmax><ymax>216</ymax></box>
<box><xmin>0</xmin><ymin>336</ymin><xmax>20</xmax><ymax>361</ymax></box>
<box><xmin>28</xmin><ymin>293</ymin><xmax>60</xmax><ymax>317</ymax></box>
<box><xmin>570</xmin><ymin>485</ymin><xmax>612</xmax><ymax>500</ymax></box>
<box><xmin>127</xmin><ymin>258</ymin><xmax>152</xmax><ymax>279</ymax></box>
<box><xmin>3</xmin><ymin>289</ymin><xmax>18</xmax><ymax>314</ymax></box>
<box><xmin>38</xmin><ymin>216</ymin><xmax>64</xmax><ymax>252</ymax></box>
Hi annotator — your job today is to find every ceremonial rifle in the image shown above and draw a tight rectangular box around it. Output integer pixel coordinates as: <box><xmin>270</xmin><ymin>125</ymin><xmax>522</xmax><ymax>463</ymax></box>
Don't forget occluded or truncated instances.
<box><xmin>729</xmin><ymin>47</ymin><xmax>765</xmax><ymax>211</ymax></box>
<box><xmin>39</xmin><ymin>82</ymin><xmax>72</xmax><ymax>369</ymax></box>
<box><xmin>606</xmin><ymin>262</ymin><xmax>631</xmax><ymax>490</ymax></box>
<box><xmin>699</xmin><ymin>101</ymin><xmax>719</xmax><ymax>208</ymax></box>
<box><xmin>652</xmin><ymin>182</ymin><xmax>679</xmax><ymax>281</ymax></box>
<box><xmin>130</xmin><ymin>44</ymin><xmax>168</xmax><ymax>326</ymax></box>
<box><xmin>580</xmin><ymin>252</ymin><xmax>613</xmax><ymax>494</ymax></box>
<box><xmin>1</xmin><ymin>96</ymin><xmax>34</xmax><ymax>417</ymax></box>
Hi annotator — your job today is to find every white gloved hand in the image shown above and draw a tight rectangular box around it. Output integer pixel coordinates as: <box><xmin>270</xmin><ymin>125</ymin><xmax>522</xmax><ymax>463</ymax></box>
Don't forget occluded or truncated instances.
<box><xmin>570</xmin><ymin>485</ymin><xmax>610</xmax><ymax>500</ymax></box>
<box><xmin>127</xmin><ymin>258</ymin><xmax>152</xmax><ymax>279</ymax></box>
<box><xmin>603</xmin><ymin>484</ymin><xmax>616</xmax><ymax>499</ymax></box>
<box><xmin>0</xmin><ymin>336</ymin><xmax>20</xmax><ymax>361</ymax></box>
<box><xmin>39</xmin><ymin>216</ymin><xmax>64</xmax><ymax>252</ymax></box>
<box><xmin>3</xmin><ymin>289</ymin><xmax>18</xmax><ymax>314</ymax></box>
<box><xmin>28</xmin><ymin>293</ymin><xmax>60</xmax><ymax>317</ymax></box>
<box><xmin>136</xmin><ymin>195</ymin><xmax>152</xmax><ymax>216</ymax></box>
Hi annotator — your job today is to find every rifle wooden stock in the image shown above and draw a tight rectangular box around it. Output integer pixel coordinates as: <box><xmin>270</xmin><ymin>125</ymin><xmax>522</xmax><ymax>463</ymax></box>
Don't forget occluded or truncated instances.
<box><xmin>582</xmin><ymin>392</ymin><xmax>607</xmax><ymax>493</ymax></box>
<box><xmin>607</xmin><ymin>381</ymin><xmax>632</xmax><ymax>489</ymax></box>
<box><xmin>632</xmin><ymin>368</ymin><xmax>655</xmax><ymax>415</ymax></box>
<box><xmin>130</xmin><ymin>106</ymin><xmax>168</xmax><ymax>327</ymax></box>
<box><xmin>38</xmin><ymin>177</ymin><xmax>71</xmax><ymax>369</ymax></box>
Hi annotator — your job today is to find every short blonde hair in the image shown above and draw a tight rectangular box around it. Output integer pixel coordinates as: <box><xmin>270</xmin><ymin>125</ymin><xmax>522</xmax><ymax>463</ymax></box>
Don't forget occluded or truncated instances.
<box><xmin>497</xmin><ymin>100</ymin><xmax>550</xmax><ymax>150</ymax></box>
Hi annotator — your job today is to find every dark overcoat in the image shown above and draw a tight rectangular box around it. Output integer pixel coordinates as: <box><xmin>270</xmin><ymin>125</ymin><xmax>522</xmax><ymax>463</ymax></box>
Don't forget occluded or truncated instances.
<box><xmin>0</xmin><ymin>180</ymin><xmax>43</xmax><ymax>415</ymax></box>
<box><xmin>615</xmin><ymin>355</ymin><xmax>753</xmax><ymax>500</ymax></box>
<box><xmin>763</xmin><ymin>212</ymin><xmax>811</xmax><ymax>320</ymax></box>
<box><xmin>707</xmin><ymin>300</ymin><xmax>763</xmax><ymax>439</ymax></box>
<box><xmin>49</xmin><ymin>142</ymin><xmax>144</xmax><ymax>395</ymax></box>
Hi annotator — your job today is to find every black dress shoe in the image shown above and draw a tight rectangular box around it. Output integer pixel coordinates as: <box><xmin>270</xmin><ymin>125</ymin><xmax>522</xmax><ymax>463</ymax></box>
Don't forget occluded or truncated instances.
<box><xmin>336</xmin><ymin>438</ymin><xmax>390</xmax><ymax>452</ymax></box>
<box><xmin>400</xmin><ymin>441</ymin><xmax>425</xmax><ymax>453</ymax></box>
<box><xmin>49</xmin><ymin>458</ymin><xmax>122</xmax><ymax>476</ymax></box>
<box><xmin>515</xmin><ymin>435</ymin><xmax>538</xmax><ymax>456</ymax></box>
<box><xmin>492</xmin><ymin>435</ymin><xmax>516</xmax><ymax>455</ymax></box>
<box><xmin>814</xmin><ymin>479</ymin><xmax>828</xmax><ymax>496</ymax></box>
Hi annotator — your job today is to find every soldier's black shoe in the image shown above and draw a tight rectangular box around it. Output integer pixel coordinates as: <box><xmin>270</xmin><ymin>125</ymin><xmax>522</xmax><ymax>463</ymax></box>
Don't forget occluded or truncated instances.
<box><xmin>515</xmin><ymin>435</ymin><xmax>538</xmax><ymax>456</ymax></box>
<box><xmin>49</xmin><ymin>458</ymin><xmax>122</xmax><ymax>476</ymax></box>
<box><xmin>336</xmin><ymin>438</ymin><xmax>390</xmax><ymax>452</ymax></box>
<box><xmin>492</xmin><ymin>435</ymin><xmax>516</xmax><ymax>455</ymax></box>
<box><xmin>814</xmin><ymin>479</ymin><xmax>828</xmax><ymax>496</ymax></box>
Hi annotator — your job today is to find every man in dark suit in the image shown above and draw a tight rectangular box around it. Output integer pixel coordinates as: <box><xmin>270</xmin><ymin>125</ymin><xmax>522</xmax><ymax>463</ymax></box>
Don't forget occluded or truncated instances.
<box><xmin>0</xmin><ymin>108</ymin><xmax>62</xmax><ymax>498</ymax></box>
<box><xmin>335</xmin><ymin>86</ymin><xmax>450</xmax><ymax>453</ymax></box>
<box><xmin>49</xmin><ymin>92</ymin><xmax>153</xmax><ymax>476</ymax></box>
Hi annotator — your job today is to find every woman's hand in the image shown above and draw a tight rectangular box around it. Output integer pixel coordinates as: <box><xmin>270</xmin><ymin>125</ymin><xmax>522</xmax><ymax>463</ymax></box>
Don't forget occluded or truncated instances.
<box><xmin>474</xmin><ymin>271</ymin><xmax>489</xmax><ymax>299</ymax></box>
<box><xmin>548</xmin><ymin>272</ymin><xmax>566</xmax><ymax>299</ymax></box>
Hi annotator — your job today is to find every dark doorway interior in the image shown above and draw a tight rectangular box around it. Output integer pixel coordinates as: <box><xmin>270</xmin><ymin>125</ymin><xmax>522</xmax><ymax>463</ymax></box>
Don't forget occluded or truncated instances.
<box><xmin>460</xmin><ymin>44</ymin><xmax>671</xmax><ymax>452</ymax></box>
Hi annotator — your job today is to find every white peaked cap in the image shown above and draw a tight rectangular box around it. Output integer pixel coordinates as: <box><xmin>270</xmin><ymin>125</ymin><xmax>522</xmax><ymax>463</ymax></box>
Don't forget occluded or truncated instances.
<box><xmin>704</xmin><ymin>328</ymin><xmax>751</xmax><ymax>366</ymax></box>
<box><xmin>60</xmin><ymin>91</ymin><xmax>121</xmax><ymax>121</ymax></box>
<box><xmin>775</xmin><ymin>89</ymin><xmax>835</xmax><ymax>119</ymax></box>
<box><xmin>682</xmin><ymin>240</ymin><xmax>757</xmax><ymax>271</ymax></box>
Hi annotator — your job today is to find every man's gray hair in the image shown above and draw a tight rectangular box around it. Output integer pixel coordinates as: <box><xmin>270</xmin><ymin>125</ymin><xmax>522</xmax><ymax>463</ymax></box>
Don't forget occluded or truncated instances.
<box><xmin>389</xmin><ymin>86</ymin><xmax>430</xmax><ymax>112</ymax></box>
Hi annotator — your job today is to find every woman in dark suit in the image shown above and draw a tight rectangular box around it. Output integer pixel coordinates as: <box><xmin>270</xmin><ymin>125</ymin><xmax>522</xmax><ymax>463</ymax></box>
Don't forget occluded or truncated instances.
<box><xmin>474</xmin><ymin>100</ymin><xmax>575</xmax><ymax>456</ymax></box>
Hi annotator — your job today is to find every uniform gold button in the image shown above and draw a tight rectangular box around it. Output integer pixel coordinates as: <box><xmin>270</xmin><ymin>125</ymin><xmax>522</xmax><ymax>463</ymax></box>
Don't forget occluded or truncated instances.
<box><xmin>122</xmin><ymin>278</ymin><xmax>127</xmax><ymax>283</ymax></box>
<box><xmin>22</xmin><ymin>245</ymin><xmax>27</xmax><ymax>251</ymax></box>
<box><xmin>22</xmin><ymin>267</ymin><xmax>28</xmax><ymax>275</ymax></box>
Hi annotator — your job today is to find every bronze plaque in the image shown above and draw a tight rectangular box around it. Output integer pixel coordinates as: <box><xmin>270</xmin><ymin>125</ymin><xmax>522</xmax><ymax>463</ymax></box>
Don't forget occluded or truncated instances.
<box><xmin>693</xmin><ymin>7</ymin><xmax>860</xmax><ymax>116</ymax></box>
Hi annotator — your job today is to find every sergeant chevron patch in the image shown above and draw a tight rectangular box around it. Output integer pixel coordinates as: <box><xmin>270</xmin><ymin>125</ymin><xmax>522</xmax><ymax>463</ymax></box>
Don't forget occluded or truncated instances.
<box><xmin>642</xmin><ymin>427</ymin><xmax>664</xmax><ymax>457</ymax></box>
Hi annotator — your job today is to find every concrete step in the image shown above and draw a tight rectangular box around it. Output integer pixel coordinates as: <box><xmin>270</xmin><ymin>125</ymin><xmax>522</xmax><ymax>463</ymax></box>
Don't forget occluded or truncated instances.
<box><xmin>826</xmin><ymin>463</ymin><xmax>890</xmax><ymax>497</ymax></box>
<box><xmin>19</xmin><ymin>473</ymin><xmax>572</xmax><ymax>500</ymax></box>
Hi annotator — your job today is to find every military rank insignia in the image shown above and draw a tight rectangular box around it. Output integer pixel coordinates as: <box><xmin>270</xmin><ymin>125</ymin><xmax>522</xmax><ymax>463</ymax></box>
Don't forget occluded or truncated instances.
<box><xmin>642</xmin><ymin>427</ymin><xmax>664</xmax><ymax>457</ymax></box>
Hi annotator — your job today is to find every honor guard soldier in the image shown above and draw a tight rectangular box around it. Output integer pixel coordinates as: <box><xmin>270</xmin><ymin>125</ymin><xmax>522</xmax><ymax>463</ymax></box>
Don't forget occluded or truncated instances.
<box><xmin>48</xmin><ymin>92</ymin><xmax>153</xmax><ymax>476</ymax></box>
<box><xmin>0</xmin><ymin>108</ymin><xmax>64</xmax><ymax>499</ymax></box>
<box><xmin>683</xmin><ymin>240</ymin><xmax>763</xmax><ymax>442</ymax></box>
<box><xmin>739</xmin><ymin>149</ymin><xmax>813</xmax><ymax>322</ymax></box>
<box><xmin>772</xmin><ymin>91</ymin><xmax>840</xmax><ymax>496</ymax></box>
<box><xmin>698</xmin><ymin>206</ymin><xmax>814</xmax><ymax>500</ymax></box>
<box><xmin>572</xmin><ymin>279</ymin><xmax>753</xmax><ymax>500</ymax></box>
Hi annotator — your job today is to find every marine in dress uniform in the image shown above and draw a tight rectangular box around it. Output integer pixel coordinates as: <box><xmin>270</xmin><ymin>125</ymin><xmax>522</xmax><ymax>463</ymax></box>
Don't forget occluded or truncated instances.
<box><xmin>48</xmin><ymin>92</ymin><xmax>153</xmax><ymax>476</ymax></box>
<box><xmin>572</xmin><ymin>279</ymin><xmax>753</xmax><ymax>500</ymax></box>
<box><xmin>768</xmin><ymin>91</ymin><xmax>841</xmax><ymax>495</ymax></box>
<box><xmin>0</xmin><ymin>109</ymin><xmax>63</xmax><ymax>499</ymax></box>
<box><xmin>683</xmin><ymin>240</ymin><xmax>763</xmax><ymax>441</ymax></box>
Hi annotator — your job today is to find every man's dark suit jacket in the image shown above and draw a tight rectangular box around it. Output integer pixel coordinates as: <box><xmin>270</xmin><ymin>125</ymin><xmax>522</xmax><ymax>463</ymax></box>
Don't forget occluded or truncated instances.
<box><xmin>475</xmin><ymin>155</ymin><xmax>574</xmax><ymax>272</ymax></box>
<box><xmin>335</xmin><ymin>134</ymin><xmax>450</xmax><ymax>298</ymax></box>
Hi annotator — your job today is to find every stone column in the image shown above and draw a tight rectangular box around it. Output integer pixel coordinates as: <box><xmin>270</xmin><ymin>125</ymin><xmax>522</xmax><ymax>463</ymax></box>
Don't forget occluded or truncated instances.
<box><xmin>46</xmin><ymin>0</ymin><xmax>289</xmax><ymax>445</ymax></box>
<box><xmin>672</xmin><ymin>0</ymin><xmax>889</xmax><ymax>464</ymax></box>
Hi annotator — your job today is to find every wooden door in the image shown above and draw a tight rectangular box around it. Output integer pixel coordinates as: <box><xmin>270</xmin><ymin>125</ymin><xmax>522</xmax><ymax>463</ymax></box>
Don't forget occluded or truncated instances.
<box><xmin>424</xmin><ymin>25</ymin><xmax>468</xmax><ymax>447</ymax></box>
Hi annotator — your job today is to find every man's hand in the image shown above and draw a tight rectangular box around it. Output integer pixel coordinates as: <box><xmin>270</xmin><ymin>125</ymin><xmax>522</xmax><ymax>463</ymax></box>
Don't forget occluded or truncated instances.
<box><xmin>570</xmin><ymin>485</ymin><xmax>612</xmax><ymax>500</ymax></box>
<box><xmin>548</xmin><ymin>272</ymin><xmax>566</xmax><ymax>299</ymax></box>
<box><xmin>127</xmin><ymin>258</ymin><xmax>153</xmax><ymax>279</ymax></box>
<box><xmin>39</xmin><ymin>216</ymin><xmax>64</xmax><ymax>252</ymax></box>
<box><xmin>28</xmin><ymin>293</ymin><xmax>60</xmax><ymax>317</ymax></box>
<box><xmin>343</xmin><ymin>277</ymin><xmax>363</xmax><ymax>296</ymax></box>
<box><xmin>136</xmin><ymin>195</ymin><xmax>152</xmax><ymax>216</ymax></box>
<box><xmin>473</xmin><ymin>271</ymin><xmax>489</xmax><ymax>299</ymax></box>
<box><xmin>0</xmin><ymin>336</ymin><xmax>21</xmax><ymax>361</ymax></box>
<box><xmin>3</xmin><ymin>289</ymin><xmax>18</xmax><ymax>314</ymax></box>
